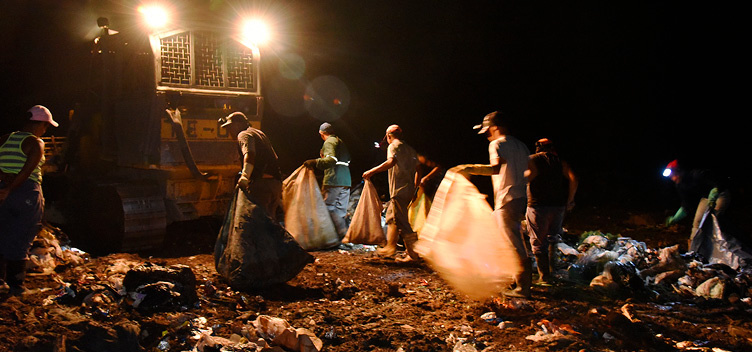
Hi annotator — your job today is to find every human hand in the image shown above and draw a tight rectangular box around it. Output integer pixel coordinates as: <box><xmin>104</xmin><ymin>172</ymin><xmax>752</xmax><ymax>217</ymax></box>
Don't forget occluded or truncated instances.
<box><xmin>362</xmin><ymin>170</ymin><xmax>373</xmax><ymax>180</ymax></box>
<box><xmin>303</xmin><ymin>159</ymin><xmax>317</xmax><ymax>169</ymax></box>
<box><xmin>449</xmin><ymin>165</ymin><xmax>472</xmax><ymax>179</ymax></box>
<box><xmin>237</xmin><ymin>175</ymin><xmax>251</xmax><ymax>191</ymax></box>
<box><xmin>707</xmin><ymin>188</ymin><xmax>719</xmax><ymax>210</ymax></box>
<box><xmin>0</xmin><ymin>188</ymin><xmax>9</xmax><ymax>204</ymax></box>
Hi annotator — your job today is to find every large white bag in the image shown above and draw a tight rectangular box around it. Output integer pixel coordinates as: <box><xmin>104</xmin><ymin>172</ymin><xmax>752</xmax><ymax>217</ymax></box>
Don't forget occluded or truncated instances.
<box><xmin>343</xmin><ymin>180</ymin><xmax>386</xmax><ymax>245</ymax></box>
<box><xmin>415</xmin><ymin>169</ymin><xmax>522</xmax><ymax>300</ymax></box>
<box><xmin>282</xmin><ymin>166</ymin><xmax>340</xmax><ymax>250</ymax></box>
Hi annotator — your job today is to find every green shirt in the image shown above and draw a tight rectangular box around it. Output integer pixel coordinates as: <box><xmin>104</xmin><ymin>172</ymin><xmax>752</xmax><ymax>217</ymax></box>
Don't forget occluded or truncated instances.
<box><xmin>316</xmin><ymin>135</ymin><xmax>351</xmax><ymax>187</ymax></box>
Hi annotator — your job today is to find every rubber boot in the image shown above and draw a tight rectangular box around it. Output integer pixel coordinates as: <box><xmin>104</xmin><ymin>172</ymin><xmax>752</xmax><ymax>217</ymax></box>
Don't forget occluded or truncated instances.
<box><xmin>396</xmin><ymin>232</ymin><xmax>421</xmax><ymax>263</ymax></box>
<box><xmin>377</xmin><ymin>225</ymin><xmax>398</xmax><ymax>257</ymax></box>
<box><xmin>548</xmin><ymin>243</ymin><xmax>557</xmax><ymax>275</ymax></box>
<box><xmin>6</xmin><ymin>260</ymin><xmax>28</xmax><ymax>296</ymax></box>
<box><xmin>534</xmin><ymin>252</ymin><xmax>552</xmax><ymax>285</ymax></box>
<box><xmin>505</xmin><ymin>258</ymin><xmax>532</xmax><ymax>298</ymax></box>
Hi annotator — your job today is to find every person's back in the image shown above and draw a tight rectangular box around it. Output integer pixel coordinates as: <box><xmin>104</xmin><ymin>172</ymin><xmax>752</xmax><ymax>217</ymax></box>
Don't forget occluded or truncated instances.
<box><xmin>387</xmin><ymin>138</ymin><xmax>418</xmax><ymax>200</ymax></box>
<box><xmin>238</xmin><ymin>127</ymin><xmax>281</xmax><ymax>181</ymax></box>
<box><xmin>321</xmin><ymin>134</ymin><xmax>351</xmax><ymax>187</ymax></box>
<box><xmin>489</xmin><ymin>135</ymin><xmax>529</xmax><ymax>209</ymax></box>
<box><xmin>527</xmin><ymin>152</ymin><xmax>567</xmax><ymax>207</ymax></box>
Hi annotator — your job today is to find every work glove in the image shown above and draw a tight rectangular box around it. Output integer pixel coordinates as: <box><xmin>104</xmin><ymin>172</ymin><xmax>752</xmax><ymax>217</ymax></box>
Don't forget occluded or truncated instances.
<box><xmin>665</xmin><ymin>207</ymin><xmax>687</xmax><ymax>226</ymax></box>
<box><xmin>707</xmin><ymin>187</ymin><xmax>719</xmax><ymax>210</ymax></box>
<box><xmin>303</xmin><ymin>159</ymin><xmax>317</xmax><ymax>169</ymax></box>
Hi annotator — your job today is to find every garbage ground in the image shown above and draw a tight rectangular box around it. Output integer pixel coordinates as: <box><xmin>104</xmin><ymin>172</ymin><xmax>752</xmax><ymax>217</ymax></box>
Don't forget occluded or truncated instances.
<box><xmin>2</xmin><ymin>205</ymin><xmax>752</xmax><ymax>352</ymax></box>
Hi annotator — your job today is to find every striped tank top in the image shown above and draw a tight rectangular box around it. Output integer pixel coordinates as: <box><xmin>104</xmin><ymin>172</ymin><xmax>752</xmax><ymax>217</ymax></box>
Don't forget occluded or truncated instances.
<box><xmin>0</xmin><ymin>132</ymin><xmax>45</xmax><ymax>184</ymax></box>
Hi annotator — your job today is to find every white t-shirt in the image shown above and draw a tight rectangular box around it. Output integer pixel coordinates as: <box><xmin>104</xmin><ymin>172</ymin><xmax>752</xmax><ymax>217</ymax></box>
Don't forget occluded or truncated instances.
<box><xmin>489</xmin><ymin>135</ymin><xmax>529</xmax><ymax>209</ymax></box>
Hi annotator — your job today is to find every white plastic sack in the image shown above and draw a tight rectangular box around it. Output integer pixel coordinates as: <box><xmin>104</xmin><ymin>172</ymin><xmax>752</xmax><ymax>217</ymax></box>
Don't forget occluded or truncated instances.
<box><xmin>282</xmin><ymin>166</ymin><xmax>340</xmax><ymax>250</ymax></box>
<box><xmin>415</xmin><ymin>169</ymin><xmax>522</xmax><ymax>300</ymax></box>
<box><xmin>343</xmin><ymin>180</ymin><xmax>385</xmax><ymax>245</ymax></box>
<box><xmin>408</xmin><ymin>187</ymin><xmax>432</xmax><ymax>234</ymax></box>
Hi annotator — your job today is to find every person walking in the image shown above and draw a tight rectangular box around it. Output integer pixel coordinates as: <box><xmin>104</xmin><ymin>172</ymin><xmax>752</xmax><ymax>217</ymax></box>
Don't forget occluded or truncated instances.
<box><xmin>455</xmin><ymin>111</ymin><xmax>532</xmax><ymax>298</ymax></box>
<box><xmin>0</xmin><ymin>105</ymin><xmax>58</xmax><ymax>296</ymax></box>
<box><xmin>221</xmin><ymin>112</ymin><xmax>283</xmax><ymax>221</ymax></box>
<box><xmin>362</xmin><ymin>124</ymin><xmax>420</xmax><ymax>262</ymax></box>
<box><xmin>304</xmin><ymin>122</ymin><xmax>351</xmax><ymax>239</ymax></box>
<box><xmin>525</xmin><ymin>138</ymin><xmax>578</xmax><ymax>284</ymax></box>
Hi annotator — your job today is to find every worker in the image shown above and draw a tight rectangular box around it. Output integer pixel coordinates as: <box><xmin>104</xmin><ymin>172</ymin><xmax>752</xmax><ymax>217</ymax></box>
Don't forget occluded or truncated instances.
<box><xmin>304</xmin><ymin>122</ymin><xmax>351</xmax><ymax>239</ymax></box>
<box><xmin>663</xmin><ymin>159</ymin><xmax>730</xmax><ymax>248</ymax></box>
<box><xmin>221</xmin><ymin>112</ymin><xmax>283</xmax><ymax>221</ymax></box>
<box><xmin>362</xmin><ymin>124</ymin><xmax>420</xmax><ymax>262</ymax></box>
<box><xmin>415</xmin><ymin>153</ymin><xmax>445</xmax><ymax>201</ymax></box>
<box><xmin>0</xmin><ymin>105</ymin><xmax>58</xmax><ymax>296</ymax></box>
<box><xmin>454</xmin><ymin>111</ymin><xmax>532</xmax><ymax>298</ymax></box>
<box><xmin>525</xmin><ymin>138</ymin><xmax>578</xmax><ymax>284</ymax></box>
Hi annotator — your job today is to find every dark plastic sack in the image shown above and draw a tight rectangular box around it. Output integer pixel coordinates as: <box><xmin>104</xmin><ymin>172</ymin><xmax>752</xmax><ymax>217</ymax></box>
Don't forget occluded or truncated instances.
<box><xmin>690</xmin><ymin>210</ymin><xmax>752</xmax><ymax>270</ymax></box>
<box><xmin>343</xmin><ymin>180</ymin><xmax>385</xmax><ymax>245</ymax></box>
<box><xmin>215</xmin><ymin>188</ymin><xmax>313</xmax><ymax>291</ymax></box>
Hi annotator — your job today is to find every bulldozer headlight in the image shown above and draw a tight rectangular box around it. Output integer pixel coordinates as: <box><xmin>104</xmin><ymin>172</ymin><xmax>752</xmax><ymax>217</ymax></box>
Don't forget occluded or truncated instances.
<box><xmin>138</xmin><ymin>4</ymin><xmax>169</xmax><ymax>29</ymax></box>
<box><xmin>240</xmin><ymin>19</ymin><xmax>270</xmax><ymax>45</ymax></box>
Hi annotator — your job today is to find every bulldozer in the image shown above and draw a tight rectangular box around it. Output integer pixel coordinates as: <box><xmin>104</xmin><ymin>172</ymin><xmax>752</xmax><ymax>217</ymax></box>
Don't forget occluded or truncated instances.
<box><xmin>43</xmin><ymin>3</ymin><xmax>270</xmax><ymax>254</ymax></box>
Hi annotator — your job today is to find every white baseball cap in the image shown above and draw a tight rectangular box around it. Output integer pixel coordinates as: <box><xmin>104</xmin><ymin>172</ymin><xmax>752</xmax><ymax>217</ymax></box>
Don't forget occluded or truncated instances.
<box><xmin>28</xmin><ymin>105</ymin><xmax>58</xmax><ymax>127</ymax></box>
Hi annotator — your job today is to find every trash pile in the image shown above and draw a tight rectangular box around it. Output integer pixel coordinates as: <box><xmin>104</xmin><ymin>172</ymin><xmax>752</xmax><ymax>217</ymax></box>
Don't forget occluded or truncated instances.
<box><xmin>10</xmin><ymin>225</ymin><xmax>324</xmax><ymax>352</ymax></box>
<box><xmin>26</xmin><ymin>224</ymin><xmax>89</xmax><ymax>276</ymax></box>
<box><xmin>553</xmin><ymin>231</ymin><xmax>752</xmax><ymax>303</ymax></box>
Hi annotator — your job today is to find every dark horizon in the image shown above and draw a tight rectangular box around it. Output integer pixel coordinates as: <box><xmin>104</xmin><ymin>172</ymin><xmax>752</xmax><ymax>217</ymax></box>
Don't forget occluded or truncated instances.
<box><xmin>1</xmin><ymin>0</ymin><xmax>745</xmax><ymax>211</ymax></box>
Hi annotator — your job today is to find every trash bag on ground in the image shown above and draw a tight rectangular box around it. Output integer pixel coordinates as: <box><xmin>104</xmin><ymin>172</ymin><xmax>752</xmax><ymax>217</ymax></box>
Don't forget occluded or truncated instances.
<box><xmin>215</xmin><ymin>188</ymin><xmax>314</xmax><ymax>291</ymax></box>
<box><xmin>690</xmin><ymin>209</ymin><xmax>752</xmax><ymax>270</ymax></box>
<box><xmin>415</xmin><ymin>169</ymin><xmax>521</xmax><ymax>300</ymax></box>
<box><xmin>408</xmin><ymin>187</ymin><xmax>432</xmax><ymax>234</ymax></box>
<box><xmin>343</xmin><ymin>180</ymin><xmax>385</xmax><ymax>245</ymax></box>
<box><xmin>282</xmin><ymin>166</ymin><xmax>340</xmax><ymax>250</ymax></box>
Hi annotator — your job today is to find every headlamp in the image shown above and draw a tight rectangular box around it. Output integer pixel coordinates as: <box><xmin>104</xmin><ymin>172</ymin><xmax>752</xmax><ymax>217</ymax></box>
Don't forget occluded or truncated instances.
<box><xmin>663</xmin><ymin>168</ymin><xmax>672</xmax><ymax>177</ymax></box>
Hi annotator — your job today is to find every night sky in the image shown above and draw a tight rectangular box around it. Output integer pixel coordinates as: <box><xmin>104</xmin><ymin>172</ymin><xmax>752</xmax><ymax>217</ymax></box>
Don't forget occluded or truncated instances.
<box><xmin>1</xmin><ymin>0</ymin><xmax>746</xmax><ymax>211</ymax></box>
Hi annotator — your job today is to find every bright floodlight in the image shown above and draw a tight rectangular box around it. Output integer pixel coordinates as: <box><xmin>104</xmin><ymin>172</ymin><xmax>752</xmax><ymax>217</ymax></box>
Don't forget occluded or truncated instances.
<box><xmin>663</xmin><ymin>168</ymin><xmax>672</xmax><ymax>177</ymax></box>
<box><xmin>241</xmin><ymin>19</ymin><xmax>270</xmax><ymax>45</ymax></box>
<box><xmin>138</xmin><ymin>5</ymin><xmax>169</xmax><ymax>29</ymax></box>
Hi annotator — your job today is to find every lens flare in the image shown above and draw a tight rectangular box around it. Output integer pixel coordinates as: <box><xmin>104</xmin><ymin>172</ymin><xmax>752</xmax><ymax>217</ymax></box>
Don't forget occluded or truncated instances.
<box><xmin>138</xmin><ymin>5</ymin><xmax>169</xmax><ymax>29</ymax></box>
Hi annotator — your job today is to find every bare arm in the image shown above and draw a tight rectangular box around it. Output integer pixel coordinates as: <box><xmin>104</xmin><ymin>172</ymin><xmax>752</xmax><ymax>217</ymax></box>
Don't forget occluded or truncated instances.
<box><xmin>363</xmin><ymin>157</ymin><xmax>395</xmax><ymax>179</ymax></box>
<box><xmin>457</xmin><ymin>157</ymin><xmax>503</xmax><ymax>177</ymax></box>
<box><xmin>562</xmin><ymin>160</ymin><xmax>578</xmax><ymax>210</ymax></box>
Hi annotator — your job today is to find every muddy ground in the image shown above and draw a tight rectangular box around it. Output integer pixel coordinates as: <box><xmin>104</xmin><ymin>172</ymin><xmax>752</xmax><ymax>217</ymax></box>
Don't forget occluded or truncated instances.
<box><xmin>2</xmin><ymin>205</ymin><xmax>752</xmax><ymax>352</ymax></box>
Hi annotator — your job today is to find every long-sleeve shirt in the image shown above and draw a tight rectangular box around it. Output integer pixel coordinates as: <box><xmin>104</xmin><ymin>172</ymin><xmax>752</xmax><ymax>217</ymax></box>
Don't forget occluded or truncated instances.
<box><xmin>316</xmin><ymin>135</ymin><xmax>351</xmax><ymax>187</ymax></box>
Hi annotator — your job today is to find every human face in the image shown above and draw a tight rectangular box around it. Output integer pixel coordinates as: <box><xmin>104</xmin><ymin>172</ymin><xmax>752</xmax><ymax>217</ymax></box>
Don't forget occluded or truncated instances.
<box><xmin>484</xmin><ymin>126</ymin><xmax>496</xmax><ymax>141</ymax></box>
